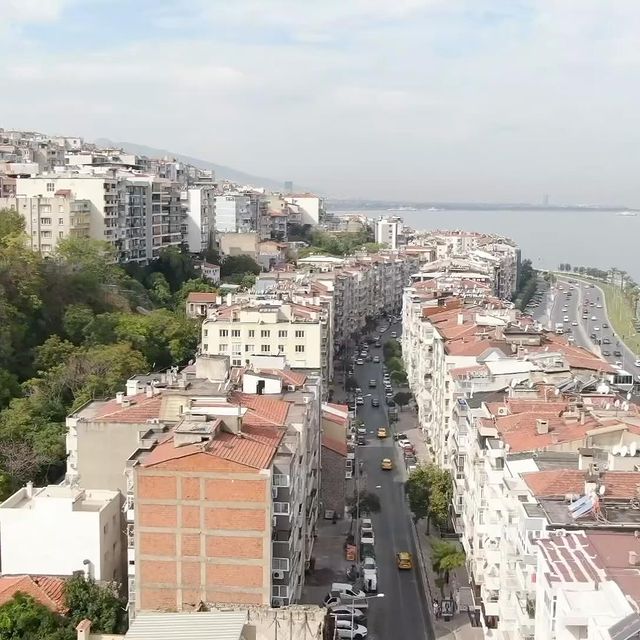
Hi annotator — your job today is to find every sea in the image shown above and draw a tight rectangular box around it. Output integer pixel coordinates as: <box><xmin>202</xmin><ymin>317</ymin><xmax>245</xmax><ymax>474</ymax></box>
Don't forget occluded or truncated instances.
<box><xmin>332</xmin><ymin>208</ymin><xmax>640</xmax><ymax>282</ymax></box>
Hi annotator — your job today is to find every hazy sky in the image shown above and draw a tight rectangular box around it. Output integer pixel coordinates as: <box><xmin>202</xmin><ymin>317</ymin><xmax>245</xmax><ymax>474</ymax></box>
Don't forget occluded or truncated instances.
<box><xmin>2</xmin><ymin>0</ymin><xmax>640</xmax><ymax>205</ymax></box>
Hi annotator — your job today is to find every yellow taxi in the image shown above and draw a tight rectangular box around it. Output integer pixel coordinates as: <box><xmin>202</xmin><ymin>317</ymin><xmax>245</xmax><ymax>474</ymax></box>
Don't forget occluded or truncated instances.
<box><xmin>377</xmin><ymin>426</ymin><xmax>388</xmax><ymax>438</ymax></box>
<box><xmin>396</xmin><ymin>551</ymin><xmax>413</xmax><ymax>570</ymax></box>
<box><xmin>381</xmin><ymin>458</ymin><xmax>393</xmax><ymax>470</ymax></box>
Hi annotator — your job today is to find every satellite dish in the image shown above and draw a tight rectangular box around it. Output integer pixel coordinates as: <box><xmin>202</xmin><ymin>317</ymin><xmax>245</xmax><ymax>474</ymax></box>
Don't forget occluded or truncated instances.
<box><xmin>621</xmin><ymin>445</ymin><xmax>629</xmax><ymax>457</ymax></box>
<box><xmin>605</xmin><ymin>403</ymin><xmax>611</xmax><ymax>410</ymax></box>
<box><xmin>555</xmin><ymin>388</ymin><xmax>560</xmax><ymax>396</ymax></box>
<box><xmin>631</xmin><ymin>442</ymin><xmax>638</xmax><ymax>457</ymax></box>
<box><xmin>510</xmin><ymin>378</ymin><xmax>518</xmax><ymax>388</ymax></box>
<box><xmin>599</xmin><ymin>484</ymin><xmax>606</xmax><ymax>496</ymax></box>
<box><xmin>627</xmin><ymin>392</ymin><xmax>632</xmax><ymax>400</ymax></box>
<box><xmin>612</xmin><ymin>445</ymin><xmax>621</xmax><ymax>456</ymax></box>
<box><xmin>615</xmin><ymin>399</ymin><xmax>621</xmax><ymax>408</ymax></box>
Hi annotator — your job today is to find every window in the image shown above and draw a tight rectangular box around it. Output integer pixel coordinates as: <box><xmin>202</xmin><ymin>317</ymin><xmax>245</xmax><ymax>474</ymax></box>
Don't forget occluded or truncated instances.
<box><xmin>278</xmin><ymin>330</ymin><xmax>288</xmax><ymax>338</ymax></box>
<box><xmin>231</xmin><ymin>329</ymin><xmax>240</xmax><ymax>337</ymax></box>
<box><xmin>232</xmin><ymin>359</ymin><xmax>242</xmax><ymax>366</ymax></box>
<box><xmin>41</xmin><ymin>217</ymin><xmax>51</xmax><ymax>225</ymax></box>
<box><xmin>295</xmin><ymin>345</ymin><xmax>305</xmax><ymax>353</ymax></box>
<box><xmin>204</xmin><ymin>329</ymin><xmax>208</xmax><ymax>337</ymax></box>
<box><xmin>41</xmin><ymin>231</ymin><xmax>52</xmax><ymax>238</ymax></box>
<box><xmin>59</xmin><ymin>231</ymin><xmax>64</xmax><ymax>238</ymax></box>
<box><xmin>219</xmin><ymin>329</ymin><xmax>228</xmax><ymax>337</ymax></box>
<box><xmin>59</xmin><ymin>206</ymin><xmax>64</xmax><ymax>213</ymax></box>
<box><xmin>273</xmin><ymin>502</ymin><xmax>290</xmax><ymax>515</ymax></box>
<box><xmin>261</xmin><ymin>329</ymin><xmax>270</xmax><ymax>338</ymax></box>
<box><xmin>261</xmin><ymin>344</ymin><xmax>271</xmax><ymax>353</ymax></box>
<box><xmin>245</xmin><ymin>344</ymin><xmax>255</xmax><ymax>353</ymax></box>
<box><xmin>272</xmin><ymin>558</ymin><xmax>290</xmax><ymax>571</ymax></box>
<box><xmin>277</xmin><ymin>345</ymin><xmax>285</xmax><ymax>353</ymax></box>
<box><xmin>219</xmin><ymin>343</ymin><xmax>228</xmax><ymax>352</ymax></box>
<box><xmin>248</xmin><ymin>329</ymin><xmax>255</xmax><ymax>337</ymax></box>
<box><xmin>232</xmin><ymin>343</ymin><xmax>242</xmax><ymax>356</ymax></box>
<box><xmin>203</xmin><ymin>343</ymin><xmax>208</xmax><ymax>351</ymax></box>
<box><xmin>46</xmin><ymin>182</ymin><xmax>55</xmax><ymax>192</ymax></box>
<box><xmin>295</xmin><ymin>330</ymin><xmax>304</xmax><ymax>338</ymax></box>
<box><xmin>58</xmin><ymin>217</ymin><xmax>64</xmax><ymax>224</ymax></box>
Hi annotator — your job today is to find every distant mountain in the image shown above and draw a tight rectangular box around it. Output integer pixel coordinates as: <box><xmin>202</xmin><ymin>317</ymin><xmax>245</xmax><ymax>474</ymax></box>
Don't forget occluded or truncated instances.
<box><xmin>94</xmin><ymin>138</ymin><xmax>287</xmax><ymax>190</ymax></box>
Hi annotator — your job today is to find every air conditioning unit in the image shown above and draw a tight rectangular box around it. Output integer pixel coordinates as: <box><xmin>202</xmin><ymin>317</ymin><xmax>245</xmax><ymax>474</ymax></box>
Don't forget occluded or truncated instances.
<box><xmin>287</xmin><ymin>385</ymin><xmax>296</xmax><ymax>392</ymax></box>
<box><xmin>272</xmin><ymin>570</ymin><xmax>285</xmax><ymax>580</ymax></box>
<box><xmin>272</xmin><ymin>487</ymin><xmax>278</xmax><ymax>499</ymax></box>
<box><xmin>497</xmin><ymin>407</ymin><xmax>508</xmax><ymax>416</ymax></box>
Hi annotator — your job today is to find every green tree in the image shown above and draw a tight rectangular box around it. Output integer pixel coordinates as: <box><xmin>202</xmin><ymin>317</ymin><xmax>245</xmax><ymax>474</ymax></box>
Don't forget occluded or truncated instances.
<box><xmin>63</xmin><ymin>575</ymin><xmax>127</xmax><ymax>634</ymax></box>
<box><xmin>383</xmin><ymin>340</ymin><xmax>401</xmax><ymax>360</ymax></box>
<box><xmin>63</xmin><ymin>305</ymin><xmax>95</xmax><ymax>344</ymax></box>
<box><xmin>405</xmin><ymin>464</ymin><xmax>453</xmax><ymax>530</ymax></box>
<box><xmin>147</xmin><ymin>272</ymin><xmax>172</xmax><ymax>306</ymax></box>
<box><xmin>221</xmin><ymin>255</ymin><xmax>261</xmax><ymax>277</ymax></box>
<box><xmin>0</xmin><ymin>592</ymin><xmax>73</xmax><ymax>640</ymax></box>
<box><xmin>431</xmin><ymin>540</ymin><xmax>465</xmax><ymax>589</ymax></box>
<box><xmin>0</xmin><ymin>207</ymin><xmax>25</xmax><ymax>239</ymax></box>
<box><xmin>386</xmin><ymin>356</ymin><xmax>404</xmax><ymax>372</ymax></box>
<box><xmin>390</xmin><ymin>370</ymin><xmax>408</xmax><ymax>386</ymax></box>
<box><xmin>393</xmin><ymin>391</ymin><xmax>412</xmax><ymax>409</ymax></box>
<box><xmin>348</xmin><ymin>490</ymin><xmax>381</xmax><ymax>517</ymax></box>
<box><xmin>34</xmin><ymin>336</ymin><xmax>78</xmax><ymax>374</ymax></box>
<box><xmin>405</xmin><ymin>465</ymin><xmax>431</xmax><ymax>522</ymax></box>
<box><xmin>0</xmin><ymin>370</ymin><xmax>20</xmax><ymax>412</ymax></box>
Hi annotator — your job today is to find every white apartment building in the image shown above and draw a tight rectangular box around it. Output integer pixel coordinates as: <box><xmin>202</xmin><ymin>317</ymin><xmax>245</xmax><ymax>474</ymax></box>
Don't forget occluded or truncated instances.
<box><xmin>0</xmin><ymin>192</ymin><xmax>91</xmax><ymax>255</ymax></box>
<box><xmin>374</xmin><ymin>216</ymin><xmax>401</xmax><ymax>250</ymax></box>
<box><xmin>184</xmin><ymin>184</ymin><xmax>216</xmax><ymax>253</ymax></box>
<box><xmin>0</xmin><ymin>482</ymin><xmax>123</xmax><ymax>582</ymax></box>
<box><xmin>201</xmin><ymin>299</ymin><xmax>326</xmax><ymax>374</ymax></box>
<box><xmin>214</xmin><ymin>193</ymin><xmax>253</xmax><ymax>233</ymax></box>
<box><xmin>284</xmin><ymin>194</ymin><xmax>323</xmax><ymax>225</ymax></box>
<box><xmin>17</xmin><ymin>174</ymin><xmax>120</xmax><ymax>247</ymax></box>
<box><xmin>536</xmin><ymin>531</ymin><xmax>640</xmax><ymax>640</ymax></box>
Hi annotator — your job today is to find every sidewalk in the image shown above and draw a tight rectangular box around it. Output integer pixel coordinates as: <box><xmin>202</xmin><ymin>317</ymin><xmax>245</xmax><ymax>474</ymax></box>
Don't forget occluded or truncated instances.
<box><xmin>302</xmin><ymin>517</ymin><xmax>353</xmax><ymax>605</ymax></box>
<box><xmin>396</xmin><ymin>406</ymin><xmax>483</xmax><ymax>640</ymax></box>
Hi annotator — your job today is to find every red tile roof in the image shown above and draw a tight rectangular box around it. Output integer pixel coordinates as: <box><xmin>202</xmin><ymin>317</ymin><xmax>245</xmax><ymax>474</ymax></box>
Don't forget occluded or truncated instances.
<box><xmin>0</xmin><ymin>575</ymin><xmax>66</xmax><ymax>613</ymax></box>
<box><xmin>230</xmin><ymin>392</ymin><xmax>291</xmax><ymax>427</ymax></box>
<box><xmin>186</xmin><ymin>292</ymin><xmax>218</xmax><ymax>303</ymax></box>
<box><xmin>523</xmin><ymin>470</ymin><xmax>640</xmax><ymax>499</ymax></box>
<box><xmin>93</xmin><ymin>393</ymin><xmax>162</xmax><ymax>423</ymax></box>
<box><xmin>143</xmin><ymin>422</ymin><xmax>284</xmax><ymax>470</ymax></box>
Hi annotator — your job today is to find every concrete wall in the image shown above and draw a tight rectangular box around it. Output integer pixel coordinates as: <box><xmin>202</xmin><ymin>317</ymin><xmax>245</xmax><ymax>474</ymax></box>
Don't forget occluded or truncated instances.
<box><xmin>219</xmin><ymin>231</ymin><xmax>258</xmax><ymax>257</ymax></box>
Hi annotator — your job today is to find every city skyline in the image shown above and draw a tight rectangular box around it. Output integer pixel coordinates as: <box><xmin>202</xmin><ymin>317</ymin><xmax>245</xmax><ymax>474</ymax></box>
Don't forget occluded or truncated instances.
<box><xmin>2</xmin><ymin>1</ymin><xmax>640</xmax><ymax>204</ymax></box>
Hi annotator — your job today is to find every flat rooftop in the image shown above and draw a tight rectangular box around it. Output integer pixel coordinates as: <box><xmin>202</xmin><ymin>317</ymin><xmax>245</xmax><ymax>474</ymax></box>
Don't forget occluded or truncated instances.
<box><xmin>0</xmin><ymin>484</ymin><xmax>117</xmax><ymax>512</ymax></box>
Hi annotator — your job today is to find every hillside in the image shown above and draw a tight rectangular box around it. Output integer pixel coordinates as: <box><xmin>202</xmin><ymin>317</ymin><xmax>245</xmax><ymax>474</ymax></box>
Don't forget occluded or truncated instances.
<box><xmin>94</xmin><ymin>138</ymin><xmax>286</xmax><ymax>190</ymax></box>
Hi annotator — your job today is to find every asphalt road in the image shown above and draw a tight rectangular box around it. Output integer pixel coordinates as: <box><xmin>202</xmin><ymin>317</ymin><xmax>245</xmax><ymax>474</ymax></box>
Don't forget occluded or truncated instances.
<box><xmin>545</xmin><ymin>278</ymin><xmax>640</xmax><ymax>386</ymax></box>
<box><xmin>350</xmin><ymin>323</ymin><xmax>433</xmax><ymax>640</ymax></box>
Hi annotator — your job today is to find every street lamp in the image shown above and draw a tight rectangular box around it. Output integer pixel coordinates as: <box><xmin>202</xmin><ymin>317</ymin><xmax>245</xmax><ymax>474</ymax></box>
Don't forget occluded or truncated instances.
<box><xmin>349</xmin><ymin>594</ymin><xmax>384</xmax><ymax>636</ymax></box>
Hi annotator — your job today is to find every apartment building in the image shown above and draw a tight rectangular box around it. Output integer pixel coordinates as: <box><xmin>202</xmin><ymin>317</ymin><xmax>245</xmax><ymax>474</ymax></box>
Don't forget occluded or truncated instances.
<box><xmin>283</xmin><ymin>194</ymin><xmax>323</xmax><ymax>225</ymax></box>
<box><xmin>374</xmin><ymin>216</ymin><xmax>402</xmax><ymax>250</ymax></box>
<box><xmin>0</xmin><ymin>482</ymin><xmax>123</xmax><ymax>583</ymax></box>
<box><xmin>124</xmin><ymin>356</ymin><xmax>321</xmax><ymax>612</ymax></box>
<box><xmin>183</xmin><ymin>183</ymin><xmax>216</xmax><ymax>253</ymax></box>
<box><xmin>201</xmin><ymin>299</ymin><xmax>327</xmax><ymax>379</ymax></box>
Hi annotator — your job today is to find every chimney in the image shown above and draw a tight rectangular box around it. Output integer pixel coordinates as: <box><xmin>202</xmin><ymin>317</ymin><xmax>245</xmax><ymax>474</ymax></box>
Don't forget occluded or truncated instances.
<box><xmin>629</xmin><ymin>551</ymin><xmax>639</xmax><ymax>567</ymax></box>
<box><xmin>76</xmin><ymin>619</ymin><xmax>92</xmax><ymax>640</ymax></box>
<box><xmin>457</xmin><ymin>313</ymin><xmax>464</xmax><ymax>326</ymax></box>
<box><xmin>226</xmin><ymin>293</ymin><xmax>232</xmax><ymax>306</ymax></box>
<box><xmin>536</xmin><ymin>419</ymin><xmax>549</xmax><ymax>435</ymax></box>
<box><xmin>115</xmin><ymin>391</ymin><xmax>124</xmax><ymax>405</ymax></box>
<box><xmin>145</xmin><ymin>383</ymin><xmax>153</xmax><ymax>399</ymax></box>
<box><xmin>26</xmin><ymin>481</ymin><xmax>33</xmax><ymax>498</ymax></box>
<box><xmin>82</xmin><ymin>559</ymin><xmax>93</xmax><ymax>580</ymax></box>
<box><xmin>216</xmin><ymin>296</ymin><xmax>222</xmax><ymax>306</ymax></box>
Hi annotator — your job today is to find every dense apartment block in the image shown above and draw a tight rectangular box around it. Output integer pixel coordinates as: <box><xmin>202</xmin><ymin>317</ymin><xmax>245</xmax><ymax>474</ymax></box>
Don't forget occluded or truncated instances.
<box><xmin>65</xmin><ymin>354</ymin><xmax>321</xmax><ymax>614</ymax></box>
<box><xmin>201</xmin><ymin>298</ymin><xmax>328</xmax><ymax>381</ymax></box>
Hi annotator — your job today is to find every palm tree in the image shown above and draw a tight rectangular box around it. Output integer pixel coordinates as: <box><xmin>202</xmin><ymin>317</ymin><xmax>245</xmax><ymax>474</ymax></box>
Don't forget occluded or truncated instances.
<box><xmin>431</xmin><ymin>540</ymin><xmax>465</xmax><ymax>594</ymax></box>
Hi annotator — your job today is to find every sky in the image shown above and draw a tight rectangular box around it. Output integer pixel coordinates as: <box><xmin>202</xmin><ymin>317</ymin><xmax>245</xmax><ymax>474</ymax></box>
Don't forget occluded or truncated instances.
<box><xmin>2</xmin><ymin>0</ymin><xmax>640</xmax><ymax>205</ymax></box>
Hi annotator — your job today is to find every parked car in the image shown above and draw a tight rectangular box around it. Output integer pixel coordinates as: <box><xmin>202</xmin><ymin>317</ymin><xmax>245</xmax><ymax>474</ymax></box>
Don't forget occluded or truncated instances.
<box><xmin>602</xmin><ymin>350</ymin><xmax>611</xmax><ymax>356</ymax></box>
<box><xmin>331</xmin><ymin>583</ymin><xmax>366</xmax><ymax>599</ymax></box>
<box><xmin>386</xmin><ymin>398</ymin><xmax>395</xmax><ymax>407</ymax></box>
<box><xmin>373</xmin><ymin>355</ymin><xmax>380</xmax><ymax>363</ymax></box>
<box><xmin>361</xmin><ymin>530</ymin><xmax>375</xmax><ymax>545</ymax></box>
<box><xmin>394</xmin><ymin>432</ymin><xmax>407</xmax><ymax>441</ymax></box>
<box><xmin>356</xmin><ymin>396</ymin><xmax>364</xmax><ymax>405</ymax></box>
<box><xmin>329</xmin><ymin>608</ymin><xmax>367</xmax><ymax>625</ymax></box>
<box><xmin>614</xmin><ymin>350</ymin><xmax>623</xmax><ymax>357</ymax></box>
<box><xmin>369</xmin><ymin>379</ymin><xmax>376</xmax><ymax>388</ymax></box>
<box><xmin>334</xmin><ymin>620</ymin><xmax>368</xmax><ymax>640</ymax></box>
<box><xmin>371</xmin><ymin>397</ymin><xmax>380</xmax><ymax>407</ymax></box>
<box><xmin>356</xmin><ymin>359</ymin><xmax>364</xmax><ymax>365</ymax></box>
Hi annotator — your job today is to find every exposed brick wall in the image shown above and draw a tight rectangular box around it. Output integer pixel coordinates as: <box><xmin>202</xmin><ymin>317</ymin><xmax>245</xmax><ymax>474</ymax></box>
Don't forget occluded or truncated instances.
<box><xmin>206</xmin><ymin>563</ymin><xmax>263</xmax><ymax>587</ymax></box>
<box><xmin>137</xmin><ymin>475</ymin><xmax>177</xmax><ymax>500</ymax></box>
<box><xmin>135</xmin><ymin>460</ymin><xmax>270</xmax><ymax>612</ymax></box>
<box><xmin>138</xmin><ymin>504</ymin><xmax>177</xmax><ymax>528</ymax></box>
<box><xmin>205</xmin><ymin>535</ymin><xmax>263</xmax><ymax>559</ymax></box>
<box><xmin>204</xmin><ymin>507</ymin><xmax>266</xmax><ymax>531</ymax></box>
<box><xmin>320</xmin><ymin>446</ymin><xmax>346</xmax><ymax>517</ymax></box>
<box><xmin>205</xmin><ymin>478</ymin><xmax>266</xmax><ymax>502</ymax></box>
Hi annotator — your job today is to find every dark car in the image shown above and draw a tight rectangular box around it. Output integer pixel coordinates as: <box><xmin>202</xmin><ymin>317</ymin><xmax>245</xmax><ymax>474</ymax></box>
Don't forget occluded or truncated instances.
<box><xmin>371</xmin><ymin>397</ymin><xmax>380</xmax><ymax>407</ymax></box>
<box><xmin>357</xmin><ymin>435</ymin><xmax>366</xmax><ymax>445</ymax></box>
<box><xmin>603</xmin><ymin>323</ymin><xmax>609</xmax><ymax>328</ymax></box>
<box><xmin>404</xmin><ymin>455</ymin><xmax>418</xmax><ymax>466</ymax></box>
<box><xmin>386</xmin><ymin>398</ymin><xmax>395</xmax><ymax>407</ymax></box>
<box><xmin>614</xmin><ymin>350</ymin><xmax>623</xmax><ymax>357</ymax></box>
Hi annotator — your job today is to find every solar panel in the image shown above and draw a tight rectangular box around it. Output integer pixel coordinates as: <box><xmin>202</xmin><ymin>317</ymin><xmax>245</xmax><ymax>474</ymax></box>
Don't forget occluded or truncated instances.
<box><xmin>568</xmin><ymin>495</ymin><xmax>590</xmax><ymax>513</ymax></box>
<box><xmin>571</xmin><ymin>497</ymin><xmax>594</xmax><ymax>519</ymax></box>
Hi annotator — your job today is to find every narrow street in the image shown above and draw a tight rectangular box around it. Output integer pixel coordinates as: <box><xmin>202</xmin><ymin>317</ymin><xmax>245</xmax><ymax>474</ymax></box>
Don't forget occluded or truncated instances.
<box><xmin>350</xmin><ymin>324</ymin><xmax>433</xmax><ymax>640</ymax></box>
